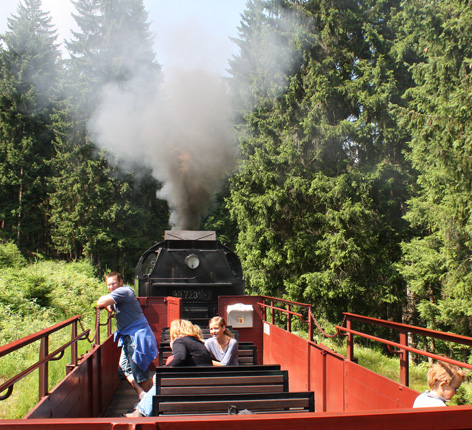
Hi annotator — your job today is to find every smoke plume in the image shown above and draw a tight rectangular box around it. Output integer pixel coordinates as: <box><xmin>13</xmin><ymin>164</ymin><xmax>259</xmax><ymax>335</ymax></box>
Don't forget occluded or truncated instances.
<box><xmin>88</xmin><ymin>65</ymin><xmax>237</xmax><ymax>230</ymax></box>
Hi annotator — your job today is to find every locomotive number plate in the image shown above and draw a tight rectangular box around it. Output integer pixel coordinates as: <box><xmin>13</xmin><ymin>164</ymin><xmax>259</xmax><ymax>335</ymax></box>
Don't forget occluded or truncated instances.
<box><xmin>170</xmin><ymin>288</ymin><xmax>212</xmax><ymax>301</ymax></box>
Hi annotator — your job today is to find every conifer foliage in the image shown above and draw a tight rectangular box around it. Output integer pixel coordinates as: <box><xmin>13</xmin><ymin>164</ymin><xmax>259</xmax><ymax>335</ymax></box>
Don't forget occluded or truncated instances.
<box><xmin>0</xmin><ymin>0</ymin><xmax>60</xmax><ymax>250</ymax></box>
<box><xmin>227</xmin><ymin>0</ymin><xmax>413</xmax><ymax>321</ymax></box>
<box><xmin>1</xmin><ymin>0</ymin><xmax>472</xmax><ymax>337</ymax></box>
<box><xmin>0</xmin><ymin>0</ymin><xmax>167</xmax><ymax>278</ymax></box>
<box><xmin>394</xmin><ymin>0</ymin><xmax>472</xmax><ymax>334</ymax></box>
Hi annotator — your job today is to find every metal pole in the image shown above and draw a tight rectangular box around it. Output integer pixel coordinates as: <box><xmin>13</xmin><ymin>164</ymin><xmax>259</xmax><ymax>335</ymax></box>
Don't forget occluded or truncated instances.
<box><xmin>39</xmin><ymin>337</ymin><xmax>48</xmax><ymax>398</ymax></box>
<box><xmin>400</xmin><ymin>332</ymin><xmax>409</xmax><ymax>386</ymax></box>
<box><xmin>346</xmin><ymin>318</ymin><xmax>354</xmax><ymax>361</ymax></box>
<box><xmin>287</xmin><ymin>304</ymin><xmax>291</xmax><ymax>332</ymax></box>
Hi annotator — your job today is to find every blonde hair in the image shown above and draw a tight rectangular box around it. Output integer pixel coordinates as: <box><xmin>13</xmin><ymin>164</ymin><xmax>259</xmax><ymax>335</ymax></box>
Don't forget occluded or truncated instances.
<box><xmin>427</xmin><ymin>361</ymin><xmax>465</xmax><ymax>390</ymax></box>
<box><xmin>194</xmin><ymin>324</ymin><xmax>203</xmax><ymax>341</ymax></box>
<box><xmin>169</xmin><ymin>319</ymin><xmax>201</xmax><ymax>342</ymax></box>
<box><xmin>209</xmin><ymin>316</ymin><xmax>233</xmax><ymax>338</ymax></box>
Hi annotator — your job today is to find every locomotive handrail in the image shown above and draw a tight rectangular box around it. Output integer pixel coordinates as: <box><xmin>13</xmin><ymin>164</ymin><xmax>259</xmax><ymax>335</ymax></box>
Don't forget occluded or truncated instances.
<box><xmin>0</xmin><ymin>316</ymin><xmax>85</xmax><ymax>401</ymax></box>
<box><xmin>337</xmin><ymin>325</ymin><xmax>472</xmax><ymax>371</ymax></box>
<box><xmin>0</xmin><ymin>315</ymin><xmax>81</xmax><ymax>357</ymax></box>
<box><xmin>257</xmin><ymin>299</ymin><xmax>472</xmax><ymax>389</ymax></box>
<box><xmin>342</xmin><ymin>312</ymin><xmax>472</xmax><ymax>346</ymax></box>
<box><xmin>0</xmin><ymin>329</ymin><xmax>90</xmax><ymax>400</ymax></box>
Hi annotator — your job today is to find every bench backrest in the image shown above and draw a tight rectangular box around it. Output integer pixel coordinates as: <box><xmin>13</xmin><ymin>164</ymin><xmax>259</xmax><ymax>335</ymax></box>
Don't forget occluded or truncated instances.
<box><xmin>155</xmin><ymin>370</ymin><xmax>289</xmax><ymax>394</ymax></box>
<box><xmin>161</xmin><ymin>326</ymin><xmax>239</xmax><ymax>342</ymax></box>
<box><xmin>157</xmin><ymin>375</ymin><xmax>287</xmax><ymax>395</ymax></box>
<box><xmin>158</xmin><ymin>343</ymin><xmax>257</xmax><ymax>366</ymax></box>
<box><xmin>154</xmin><ymin>364</ymin><xmax>281</xmax><ymax>373</ymax></box>
<box><xmin>152</xmin><ymin>392</ymin><xmax>315</xmax><ymax>416</ymax></box>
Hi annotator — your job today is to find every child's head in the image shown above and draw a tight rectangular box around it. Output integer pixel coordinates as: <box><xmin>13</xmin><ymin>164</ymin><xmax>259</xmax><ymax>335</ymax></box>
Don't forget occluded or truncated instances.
<box><xmin>427</xmin><ymin>361</ymin><xmax>464</xmax><ymax>400</ymax></box>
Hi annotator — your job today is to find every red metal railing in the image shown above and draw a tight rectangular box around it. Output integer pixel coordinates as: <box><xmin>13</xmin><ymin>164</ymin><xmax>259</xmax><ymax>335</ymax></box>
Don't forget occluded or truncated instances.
<box><xmin>338</xmin><ymin>313</ymin><xmax>472</xmax><ymax>386</ymax></box>
<box><xmin>258</xmin><ymin>298</ymin><xmax>472</xmax><ymax>387</ymax></box>
<box><xmin>258</xmin><ymin>296</ymin><xmax>315</xmax><ymax>340</ymax></box>
<box><xmin>0</xmin><ymin>310</ymin><xmax>112</xmax><ymax>402</ymax></box>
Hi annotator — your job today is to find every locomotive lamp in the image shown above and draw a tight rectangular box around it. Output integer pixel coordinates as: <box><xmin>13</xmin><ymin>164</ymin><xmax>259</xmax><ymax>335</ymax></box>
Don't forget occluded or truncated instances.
<box><xmin>185</xmin><ymin>254</ymin><xmax>200</xmax><ymax>269</ymax></box>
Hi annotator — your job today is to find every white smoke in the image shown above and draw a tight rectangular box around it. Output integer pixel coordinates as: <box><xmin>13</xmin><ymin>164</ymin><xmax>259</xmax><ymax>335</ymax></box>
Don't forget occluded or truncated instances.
<box><xmin>87</xmin><ymin>65</ymin><xmax>238</xmax><ymax>230</ymax></box>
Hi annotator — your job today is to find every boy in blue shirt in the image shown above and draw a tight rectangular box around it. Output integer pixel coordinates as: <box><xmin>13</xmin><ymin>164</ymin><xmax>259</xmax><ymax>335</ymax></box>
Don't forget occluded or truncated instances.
<box><xmin>97</xmin><ymin>272</ymin><xmax>158</xmax><ymax>399</ymax></box>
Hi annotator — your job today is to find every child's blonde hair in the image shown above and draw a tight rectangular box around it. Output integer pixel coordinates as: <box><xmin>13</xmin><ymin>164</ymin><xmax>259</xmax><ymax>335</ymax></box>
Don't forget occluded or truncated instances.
<box><xmin>427</xmin><ymin>361</ymin><xmax>465</xmax><ymax>389</ymax></box>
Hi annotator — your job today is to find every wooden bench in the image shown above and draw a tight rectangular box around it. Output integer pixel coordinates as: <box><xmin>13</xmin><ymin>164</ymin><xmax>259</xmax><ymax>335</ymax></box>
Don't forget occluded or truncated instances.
<box><xmin>158</xmin><ymin>343</ymin><xmax>257</xmax><ymax>366</ymax></box>
<box><xmin>154</xmin><ymin>364</ymin><xmax>281</xmax><ymax>373</ymax></box>
<box><xmin>152</xmin><ymin>392</ymin><xmax>315</xmax><ymax>416</ymax></box>
<box><xmin>161</xmin><ymin>326</ymin><xmax>239</xmax><ymax>342</ymax></box>
<box><xmin>155</xmin><ymin>370</ymin><xmax>289</xmax><ymax>395</ymax></box>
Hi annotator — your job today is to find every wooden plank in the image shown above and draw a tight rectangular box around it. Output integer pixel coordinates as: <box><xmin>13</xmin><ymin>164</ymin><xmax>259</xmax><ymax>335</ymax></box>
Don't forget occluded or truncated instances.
<box><xmin>154</xmin><ymin>364</ymin><xmax>281</xmax><ymax>373</ymax></box>
<box><xmin>160</xmin><ymin>384</ymin><xmax>285</xmax><ymax>395</ymax></box>
<box><xmin>159</xmin><ymin>374</ymin><xmax>286</xmax><ymax>387</ymax></box>
<box><xmin>153</xmin><ymin>392</ymin><xmax>315</xmax><ymax>416</ymax></box>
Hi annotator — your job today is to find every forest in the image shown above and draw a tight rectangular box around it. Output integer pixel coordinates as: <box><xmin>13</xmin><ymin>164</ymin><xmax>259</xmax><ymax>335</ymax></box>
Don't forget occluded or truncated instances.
<box><xmin>1</xmin><ymin>0</ymin><xmax>472</xmax><ymax>349</ymax></box>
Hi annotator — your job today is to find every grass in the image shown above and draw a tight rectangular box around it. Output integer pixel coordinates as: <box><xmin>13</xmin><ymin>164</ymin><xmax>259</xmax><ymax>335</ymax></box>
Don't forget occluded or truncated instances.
<box><xmin>0</xmin><ymin>325</ymin><xmax>110</xmax><ymax>419</ymax></box>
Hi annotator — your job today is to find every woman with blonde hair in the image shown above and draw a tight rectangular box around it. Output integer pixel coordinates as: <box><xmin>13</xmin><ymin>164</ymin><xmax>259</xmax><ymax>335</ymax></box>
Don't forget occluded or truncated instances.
<box><xmin>125</xmin><ymin>319</ymin><xmax>212</xmax><ymax>417</ymax></box>
<box><xmin>205</xmin><ymin>316</ymin><xmax>239</xmax><ymax>366</ymax></box>
<box><xmin>167</xmin><ymin>319</ymin><xmax>213</xmax><ymax>367</ymax></box>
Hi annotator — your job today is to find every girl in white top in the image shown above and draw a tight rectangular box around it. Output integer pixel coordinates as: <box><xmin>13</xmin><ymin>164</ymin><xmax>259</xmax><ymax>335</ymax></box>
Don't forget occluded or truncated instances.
<box><xmin>413</xmin><ymin>361</ymin><xmax>464</xmax><ymax>408</ymax></box>
<box><xmin>205</xmin><ymin>316</ymin><xmax>239</xmax><ymax>366</ymax></box>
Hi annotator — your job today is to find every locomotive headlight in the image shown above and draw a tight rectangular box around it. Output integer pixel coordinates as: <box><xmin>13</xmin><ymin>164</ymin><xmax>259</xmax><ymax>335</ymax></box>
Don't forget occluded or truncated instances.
<box><xmin>185</xmin><ymin>254</ymin><xmax>200</xmax><ymax>269</ymax></box>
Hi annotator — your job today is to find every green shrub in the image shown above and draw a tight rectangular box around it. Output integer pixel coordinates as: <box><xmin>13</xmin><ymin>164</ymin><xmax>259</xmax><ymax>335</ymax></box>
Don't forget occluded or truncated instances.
<box><xmin>0</xmin><ymin>253</ymin><xmax>107</xmax><ymax>418</ymax></box>
<box><xmin>0</xmin><ymin>241</ymin><xmax>26</xmax><ymax>269</ymax></box>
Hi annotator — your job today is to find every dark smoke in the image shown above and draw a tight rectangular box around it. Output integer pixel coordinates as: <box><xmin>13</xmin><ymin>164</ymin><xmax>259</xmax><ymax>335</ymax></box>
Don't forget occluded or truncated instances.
<box><xmin>87</xmin><ymin>66</ymin><xmax>238</xmax><ymax>230</ymax></box>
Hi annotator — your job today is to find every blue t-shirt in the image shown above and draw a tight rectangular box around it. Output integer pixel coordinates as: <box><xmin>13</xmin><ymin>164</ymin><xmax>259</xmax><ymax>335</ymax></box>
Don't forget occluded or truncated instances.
<box><xmin>110</xmin><ymin>285</ymin><xmax>145</xmax><ymax>331</ymax></box>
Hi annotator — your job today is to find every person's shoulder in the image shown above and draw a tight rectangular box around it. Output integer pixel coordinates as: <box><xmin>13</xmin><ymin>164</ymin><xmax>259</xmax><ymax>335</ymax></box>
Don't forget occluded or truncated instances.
<box><xmin>110</xmin><ymin>285</ymin><xmax>136</xmax><ymax>301</ymax></box>
<box><xmin>413</xmin><ymin>391</ymin><xmax>446</xmax><ymax>408</ymax></box>
<box><xmin>113</xmin><ymin>285</ymin><xmax>135</xmax><ymax>295</ymax></box>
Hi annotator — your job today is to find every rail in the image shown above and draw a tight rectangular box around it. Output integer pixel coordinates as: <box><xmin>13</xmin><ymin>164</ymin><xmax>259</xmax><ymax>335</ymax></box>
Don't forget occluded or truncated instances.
<box><xmin>338</xmin><ymin>312</ymin><xmax>472</xmax><ymax>387</ymax></box>
<box><xmin>258</xmin><ymin>298</ymin><xmax>472</xmax><ymax>388</ymax></box>
<box><xmin>258</xmin><ymin>296</ymin><xmax>317</xmax><ymax>341</ymax></box>
<box><xmin>0</xmin><ymin>308</ymin><xmax>112</xmax><ymax>401</ymax></box>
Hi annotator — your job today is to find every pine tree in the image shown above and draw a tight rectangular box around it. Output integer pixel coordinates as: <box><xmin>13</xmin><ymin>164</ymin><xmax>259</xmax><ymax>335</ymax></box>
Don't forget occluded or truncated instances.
<box><xmin>48</xmin><ymin>0</ymin><xmax>166</xmax><ymax>276</ymax></box>
<box><xmin>227</xmin><ymin>0</ymin><xmax>415</xmax><ymax>320</ymax></box>
<box><xmin>0</xmin><ymin>0</ymin><xmax>61</xmax><ymax>250</ymax></box>
<box><xmin>395</xmin><ymin>0</ymin><xmax>472</xmax><ymax>335</ymax></box>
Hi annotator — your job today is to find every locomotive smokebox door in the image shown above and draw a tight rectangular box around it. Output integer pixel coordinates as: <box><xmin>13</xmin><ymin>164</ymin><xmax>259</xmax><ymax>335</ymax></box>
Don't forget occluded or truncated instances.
<box><xmin>136</xmin><ymin>230</ymin><xmax>245</xmax><ymax>325</ymax></box>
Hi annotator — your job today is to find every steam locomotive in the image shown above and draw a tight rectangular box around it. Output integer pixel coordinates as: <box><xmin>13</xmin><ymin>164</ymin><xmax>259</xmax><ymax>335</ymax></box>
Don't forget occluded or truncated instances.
<box><xmin>136</xmin><ymin>230</ymin><xmax>245</xmax><ymax>322</ymax></box>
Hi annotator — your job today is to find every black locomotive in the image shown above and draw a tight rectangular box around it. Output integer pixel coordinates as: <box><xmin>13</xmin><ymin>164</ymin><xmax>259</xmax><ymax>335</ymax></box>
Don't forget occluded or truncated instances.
<box><xmin>136</xmin><ymin>230</ymin><xmax>245</xmax><ymax>322</ymax></box>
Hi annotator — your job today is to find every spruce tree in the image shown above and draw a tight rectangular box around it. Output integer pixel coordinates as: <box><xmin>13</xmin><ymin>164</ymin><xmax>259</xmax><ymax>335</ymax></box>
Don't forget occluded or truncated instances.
<box><xmin>49</xmin><ymin>0</ymin><xmax>166</xmax><ymax>276</ymax></box>
<box><xmin>227</xmin><ymin>0</ymin><xmax>414</xmax><ymax>320</ymax></box>
<box><xmin>0</xmin><ymin>0</ymin><xmax>60</xmax><ymax>250</ymax></box>
<box><xmin>395</xmin><ymin>0</ymin><xmax>472</xmax><ymax>335</ymax></box>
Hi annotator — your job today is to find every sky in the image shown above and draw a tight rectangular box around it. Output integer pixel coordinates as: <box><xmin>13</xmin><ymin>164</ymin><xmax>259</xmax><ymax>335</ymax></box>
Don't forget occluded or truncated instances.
<box><xmin>0</xmin><ymin>0</ymin><xmax>248</xmax><ymax>75</ymax></box>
